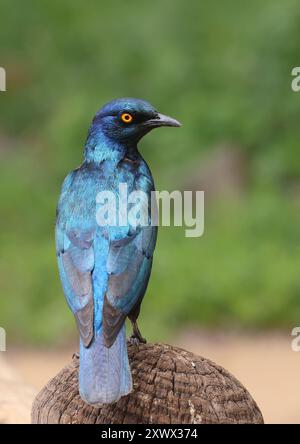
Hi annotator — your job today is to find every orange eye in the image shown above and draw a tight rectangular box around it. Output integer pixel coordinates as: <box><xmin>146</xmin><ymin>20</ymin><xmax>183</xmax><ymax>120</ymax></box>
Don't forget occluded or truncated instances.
<box><xmin>121</xmin><ymin>112</ymin><xmax>133</xmax><ymax>124</ymax></box>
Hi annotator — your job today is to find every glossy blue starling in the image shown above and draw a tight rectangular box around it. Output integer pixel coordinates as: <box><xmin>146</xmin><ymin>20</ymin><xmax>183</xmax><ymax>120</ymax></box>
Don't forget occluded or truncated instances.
<box><xmin>55</xmin><ymin>98</ymin><xmax>181</xmax><ymax>405</ymax></box>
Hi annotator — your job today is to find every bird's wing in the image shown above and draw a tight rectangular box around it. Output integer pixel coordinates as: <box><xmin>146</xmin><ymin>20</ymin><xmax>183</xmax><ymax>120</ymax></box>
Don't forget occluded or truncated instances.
<box><xmin>56</xmin><ymin>224</ymin><xmax>95</xmax><ymax>347</ymax></box>
<box><xmin>102</xmin><ymin>223</ymin><xmax>157</xmax><ymax>347</ymax></box>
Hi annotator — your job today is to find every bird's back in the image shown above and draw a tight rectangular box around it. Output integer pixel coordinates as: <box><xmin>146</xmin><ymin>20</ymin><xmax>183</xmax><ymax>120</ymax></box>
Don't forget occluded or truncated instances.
<box><xmin>56</xmin><ymin>155</ymin><xmax>156</xmax><ymax>318</ymax></box>
<box><xmin>56</xmin><ymin>155</ymin><xmax>154</xmax><ymax>238</ymax></box>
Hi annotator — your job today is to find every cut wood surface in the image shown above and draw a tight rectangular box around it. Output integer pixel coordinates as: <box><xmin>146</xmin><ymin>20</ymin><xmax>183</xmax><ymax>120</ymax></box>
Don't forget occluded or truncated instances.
<box><xmin>32</xmin><ymin>342</ymin><xmax>263</xmax><ymax>424</ymax></box>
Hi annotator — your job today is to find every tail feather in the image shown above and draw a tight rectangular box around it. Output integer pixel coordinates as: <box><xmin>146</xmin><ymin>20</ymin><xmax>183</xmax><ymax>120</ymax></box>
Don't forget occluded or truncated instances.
<box><xmin>79</xmin><ymin>324</ymin><xmax>132</xmax><ymax>405</ymax></box>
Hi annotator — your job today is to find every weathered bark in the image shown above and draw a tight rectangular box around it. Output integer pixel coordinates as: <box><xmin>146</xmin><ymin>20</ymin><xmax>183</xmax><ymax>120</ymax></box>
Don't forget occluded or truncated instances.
<box><xmin>31</xmin><ymin>342</ymin><xmax>263</xmax><ymax>424</ymax></box>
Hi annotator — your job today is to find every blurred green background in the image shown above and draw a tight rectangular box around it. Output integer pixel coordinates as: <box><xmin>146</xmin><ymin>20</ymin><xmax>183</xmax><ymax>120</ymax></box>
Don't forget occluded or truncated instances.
<box><xmin>1</xmin><ymin>0</ymin><xmax>300</xmax><ymax>345</ymax></box>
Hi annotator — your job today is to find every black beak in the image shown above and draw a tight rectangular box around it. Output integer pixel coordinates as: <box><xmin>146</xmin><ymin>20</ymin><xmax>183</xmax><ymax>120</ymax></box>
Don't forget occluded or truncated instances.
<box><xmin>146</xmin><ymin>113</ymin><xmax>182</xmax><ymax>128</ymax></box>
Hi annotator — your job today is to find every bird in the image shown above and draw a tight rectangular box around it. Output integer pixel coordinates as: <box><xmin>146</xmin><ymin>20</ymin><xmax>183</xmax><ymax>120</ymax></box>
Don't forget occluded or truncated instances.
<box><xmin>55</xmin><ymin>98</ymin><xmax>181</xmax><ymax>405</ymax></box>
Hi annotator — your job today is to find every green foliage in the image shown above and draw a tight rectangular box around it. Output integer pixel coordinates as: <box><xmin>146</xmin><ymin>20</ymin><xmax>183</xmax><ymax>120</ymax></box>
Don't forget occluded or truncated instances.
<box><xmin>0</xmin><ymin>0</ymin><xmax>300</xmax><ymax>343</ymax></box>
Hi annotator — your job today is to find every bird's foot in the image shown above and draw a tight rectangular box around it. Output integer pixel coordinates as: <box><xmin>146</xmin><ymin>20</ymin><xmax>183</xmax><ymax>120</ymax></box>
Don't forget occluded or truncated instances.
<box><xmin>129</xmin><ymin>334</ymin><xmax>147</xmax><ymax>346</ymax></box>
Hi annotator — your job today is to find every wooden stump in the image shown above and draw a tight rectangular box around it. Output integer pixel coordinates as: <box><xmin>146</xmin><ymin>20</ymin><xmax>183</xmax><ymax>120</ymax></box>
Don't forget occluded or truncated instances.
<box><xmin>31</xmin><ymin>343</ymin><xmax>263</xmax><ymax>424</ymax></box>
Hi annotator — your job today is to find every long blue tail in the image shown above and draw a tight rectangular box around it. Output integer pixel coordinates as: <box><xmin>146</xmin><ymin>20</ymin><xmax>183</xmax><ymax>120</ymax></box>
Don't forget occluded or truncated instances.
<box><xmin>79</xmin><ymin>324</ymin><xmax>132</xmax><ymax>405</ymax></box>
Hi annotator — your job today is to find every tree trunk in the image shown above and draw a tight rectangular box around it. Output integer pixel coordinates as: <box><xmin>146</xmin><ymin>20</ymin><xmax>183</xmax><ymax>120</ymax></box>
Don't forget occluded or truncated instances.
<box><xmin>31</xmin><ymin>342</ymin><xmax>263</xmax><ymax>424</ymax></box>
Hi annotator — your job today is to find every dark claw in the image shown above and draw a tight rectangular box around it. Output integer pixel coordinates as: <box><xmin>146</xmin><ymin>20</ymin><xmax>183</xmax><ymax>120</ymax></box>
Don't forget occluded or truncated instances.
<box><xmin>129</xmin><ymin>334</ymin><xmax>147</xmax><ymax>346</ymax></box>
<box><xmin>137</xmin><ymin>335</ymin><xmax>147</xmax><ymax>344</ymax></box>
<box><xmin>129</xmin><ymin>318</ymin><xmax>147</xmax><ymax>345</ymax></box>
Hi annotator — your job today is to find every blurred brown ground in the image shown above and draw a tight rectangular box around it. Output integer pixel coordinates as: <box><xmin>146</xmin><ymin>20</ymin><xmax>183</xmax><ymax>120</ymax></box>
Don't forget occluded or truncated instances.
<box><xmin>5</xmin><ymin>330</ymin><xmax>300</xmax><ymax>424</ymax></box>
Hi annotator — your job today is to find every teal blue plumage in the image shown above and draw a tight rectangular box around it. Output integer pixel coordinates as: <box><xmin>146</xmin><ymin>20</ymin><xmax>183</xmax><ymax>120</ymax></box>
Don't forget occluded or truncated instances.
<box><xmin>55</xmin><ymin>98</ymin><xmax>180</xmax><ymax>405</ymax></box>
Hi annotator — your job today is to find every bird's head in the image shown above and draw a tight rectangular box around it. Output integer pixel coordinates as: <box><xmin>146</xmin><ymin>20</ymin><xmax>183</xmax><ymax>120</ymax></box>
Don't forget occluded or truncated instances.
<box><xmin>89</xmin><ymin>98</ymin><xmax>181</xmax><ymax>145</ymax></box>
